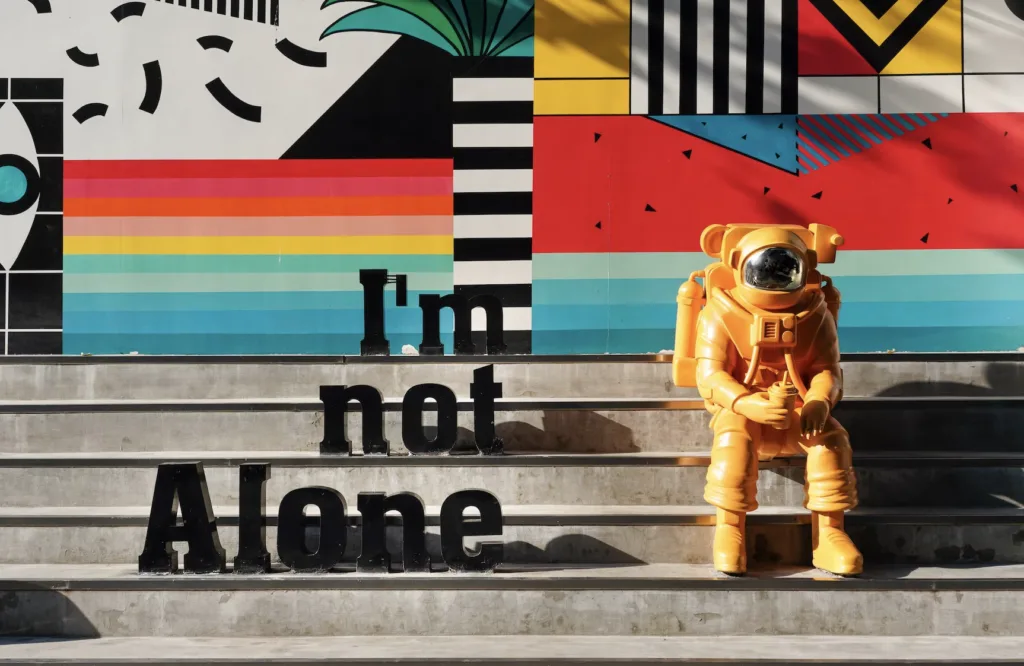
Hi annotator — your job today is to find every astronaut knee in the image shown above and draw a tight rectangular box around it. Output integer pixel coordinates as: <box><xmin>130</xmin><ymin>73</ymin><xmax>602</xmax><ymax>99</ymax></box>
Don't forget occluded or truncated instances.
<box><xmin>804</xmin><ymin>423</ymin><xmax>857</xmax><ymax>512</ymax></box>
<box><xmin>705</xmin><ymin>429</ymin><xmax>758</xmax><ymax>513</ymax></box>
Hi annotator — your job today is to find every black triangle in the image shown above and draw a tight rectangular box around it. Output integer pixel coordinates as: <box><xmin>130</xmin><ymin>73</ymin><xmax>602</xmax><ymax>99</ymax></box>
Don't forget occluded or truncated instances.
<box><xmin>645</xmin><ymin>203</ymin><xmax>656</xmax><ymax>212</ymax></box>
<box><xmin>594</xmin><ymin>133</ymin><xmax>602</xmax><ymax>142</ymax></box>
<box><xmin>1005</xmin><ymin>131</ymin><xmax>1010</xmax><ymax>137</ymax></box>
<box><xmin>763</xmin><ymin>187</ymin><xmax>771</xmax><ymax>195</ymax></box>
<box><xmin>778</xmin><ymin>123</ymin><xmax>784</xmax><ymax>129</ymax></box>
<box><xmin>683</xmin><ymin>149</ymin><xmax>692</xmax><ymax>159</ymax></box>
<box><xmin>948</xmin><ymin>198</ymin><xmax>954</xmax><ymax>204</ymax></box>
<box><xmin>701</xmin><ymin>121</ymin><xmax>707</xmax><ymax>126</ymax></box>
<box><xmin>282</xmin><ymin>37</ymin><xmax>453</xmax><ymax>159</ymax></box>
<box><xmin>861</xmin><ymin>0</ymin><xmax>899</xmax><ymax>19</ymax></box>
<box><xmin>811</xmin><ymin>191</ymin><xmax>823</xmax><ymax>199</ymax></box>
<box><xmin>775</xmin><ymin>153</ymin><xmax>781</xmax><ymax>159</ymax></box>
<box><xmin>922</xmin><ymin>138</ymin><xmax>932</xmax><ymax>149</ymax></box>
<box><xmin>741</xmin><ymin>134</ymin><xmax>747</xmax><ymax>140</ymax></box>
<box><xmin>1014</xmin><ymin>184</ymin><xmax>1020</xmax><ymax>193</ymax></box>
<box><xmin>920</xmin><ymin>233</ymin><xmax>929</xmax><ymax>244</ymax></box>
<box><xmin>595</xmin><ymin>221</ymin><xmax>602</xmax><ymax>229</ymax></box>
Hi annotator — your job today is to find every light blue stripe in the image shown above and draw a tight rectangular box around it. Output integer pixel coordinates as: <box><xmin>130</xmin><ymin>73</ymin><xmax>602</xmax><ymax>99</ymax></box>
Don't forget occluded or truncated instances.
<box><xmin>873</xmin><ymin>114</ymin><xmax>904</xmax><ymax>137</ymax></box>
<box><xmin>804</xmin><ymin>119</ymin><xmax>852</xmax><ymax>157</ymax></box>
<box><xmin>924</xmin><ymin>113</ymin><xmax>938</xmax><ymax>122</ymax></box>
<box><xmin>797</xmin><ymin>135</ymin><xmax>835</xmax><ymax>165</ymax></box>
<box><xmin>891</xmin><ymin>114</ymin><xmax>917</xmax><ymax>132</ymax></box>
<box><xmin>861</xmin><ymin>115</ymin><xmax>898</xmax><ymax>139</ymax></box>
<box><xmin>63</xmin><ymin>333</ymin><xmax>456</xmax><ymax>356</ymax></box>
<box><xmin>63</xmin><ymin>307</ymin><xmax>457</xmax><ymax>335</ymax></box>
<box><xmin>63</xmin><ymin>291</ymin><xmax>443</xmax><ymax>312</ymax></box>
<box><xmin>846</xmin><ymin>115</ymin><xmax>883</xmax><ymax>144</ymax></box>
<box><xmin>834</xmin><ymin>116</ymin><xmax>873</xmax><ymax>149</ymax></box>
<box><xmin>908</xmin><ymin>114</ymin><xmax>928</xmax><ymax>127</ymax></box>
<box><xmin>818</xmin><ymin>117</ymin><xmax>861</xmax><ymax>153</ymax></box>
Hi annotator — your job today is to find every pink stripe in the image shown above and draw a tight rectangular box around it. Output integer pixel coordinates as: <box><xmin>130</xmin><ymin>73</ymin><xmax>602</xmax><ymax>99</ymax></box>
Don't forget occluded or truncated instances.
<box><xmin>63</xmin><ymin>177</ymin><xmax>454</xmax><ymax>199</ymax></box>
<box><xmin>63</xmin><ymin>216</ymin><xmax>454</xmax><ymax>237</ymax></box>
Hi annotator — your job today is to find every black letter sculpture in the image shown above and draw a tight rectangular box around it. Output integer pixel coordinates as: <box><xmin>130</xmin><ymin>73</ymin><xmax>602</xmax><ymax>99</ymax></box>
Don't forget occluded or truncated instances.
<box><xmin>402</xmin><ymin>383</ymin><xmax>458</xmax><ymax>454</ymax></box>
<box><xmin>233</xmin><ymin>463</ymin><xmax>271</xmax><ymax>573</ymax></box>
<box><xmin>277</xmin><ymin>487</ymin><xmax>347</xmax><ymax>572</ymax></box>
<box><xmin>356</xmin><ymin>492</ymin><xmax>430</xmax><ymax>573</ymax></box>
<box><xmin>320</xmin><ymin>385</ymin><xmax>388</xmax><ymax>455</ymax></box>
<box><xmin>440</xmin><ymin>489</ymin><xmax>504</xmax><ymax>572</ymax></box>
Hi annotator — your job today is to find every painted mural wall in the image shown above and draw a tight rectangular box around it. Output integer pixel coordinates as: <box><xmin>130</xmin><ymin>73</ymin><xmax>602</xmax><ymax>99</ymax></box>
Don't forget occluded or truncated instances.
<box><xmin>0</xmin><ymin>0</ymin><xmax>1021</xmax><ymax>356</ymax></box>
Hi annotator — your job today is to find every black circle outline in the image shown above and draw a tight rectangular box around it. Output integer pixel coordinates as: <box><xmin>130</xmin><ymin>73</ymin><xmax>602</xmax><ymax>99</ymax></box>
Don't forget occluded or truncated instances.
<box><xmin>0</xmin><ymin>154</ymin><xmax>41</xmax><ymax>216</ymax></box>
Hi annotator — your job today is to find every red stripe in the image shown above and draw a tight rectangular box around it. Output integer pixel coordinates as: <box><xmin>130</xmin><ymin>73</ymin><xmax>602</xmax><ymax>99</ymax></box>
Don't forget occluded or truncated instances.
<box><xmin>798</xmin><ymin>118</ymin><xmax>845</xmax><ymax>159</ymax></box>
<box><xmin>63</xmin><ymin>160</ymin><xmax>454</xmax><ymax>179</ymax></box>
<box><xmin>820</xmin><ymin>116</ymin><xmax>863</xmax><ymax>152</ymax></box>
<box><xmin>840</xmin><ymin>115</ymin><xmax>881</xmax><ymax>144</ymax></box>
<box><xmin>797</xmin><ymin>144</ymin><xmax>825</xmax><ymax>169</ymax></box>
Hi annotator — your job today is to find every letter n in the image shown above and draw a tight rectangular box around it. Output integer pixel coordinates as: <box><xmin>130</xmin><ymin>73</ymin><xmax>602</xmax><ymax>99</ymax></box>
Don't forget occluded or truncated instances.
<box><xmin>356</xmin><ymin>492</ymin><xmax>430</xmax><ymax>573</ymax></box>
<box><xmin>419</xmin><ymin>293</ymin><xmax>506</xmax><ymax>356</ymax></box>
<box><xmin>320</xmin><ymin>385</ymin><xmax>388</xmax><ymax>455</ymax></box>
<box><xmin>138</xmin><ymin>462</ymin><xmax>226</xmax><ymax>574</ymax></box>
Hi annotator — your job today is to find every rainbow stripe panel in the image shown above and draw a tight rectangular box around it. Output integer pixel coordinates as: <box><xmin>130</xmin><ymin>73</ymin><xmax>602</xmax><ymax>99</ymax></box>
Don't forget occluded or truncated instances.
<box><xmin>63</xmin><ymin>160</ymin><xmax>455</xmax><ymax>355</ymax></box>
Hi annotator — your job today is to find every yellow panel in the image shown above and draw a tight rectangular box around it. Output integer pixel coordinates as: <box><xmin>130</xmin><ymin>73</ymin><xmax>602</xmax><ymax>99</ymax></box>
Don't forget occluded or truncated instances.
<box><xmin>535</xmin><ymin>0</ymin><xmax>631</xmax><ymax>79</ymax></box>
<box><xmin>534</xmin><ymin>79</ymin><xmax>630</xmax><ymax>115</ymax></box>
<box><xmin>882</xmin><ymin>0</ymin><xmax>962</xmax><ymax>74</ymax></box>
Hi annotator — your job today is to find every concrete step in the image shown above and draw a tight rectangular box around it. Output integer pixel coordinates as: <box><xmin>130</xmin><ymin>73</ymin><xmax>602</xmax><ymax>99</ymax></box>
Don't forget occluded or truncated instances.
<box><xmin>3</xmin><ymin>451</ymin><xmax>1022</xmax><ymax>508</ymax></box>
<box><xmin>1</xmin><ymin>563</ymin><xmax>1022</xmax><ymax>637</ymax></box>
<box><xmin>1</xmin><ymin>396</ymin><xmax>1022</xmax><ymax>454</ymax></box>
<box><xmin>3</xmin><ymin>635</ymin><xmax>1023</xmax><ymax>664</ymax></box>
<box><xmin>0</xmin><ymin>353</ymin><xmax>1020</xmax><ymax>401</ymax></box>
<box><xmin>0</xmin><ymin>505</ymin><xmax>1019</xmax><ymax>566</ymax></box>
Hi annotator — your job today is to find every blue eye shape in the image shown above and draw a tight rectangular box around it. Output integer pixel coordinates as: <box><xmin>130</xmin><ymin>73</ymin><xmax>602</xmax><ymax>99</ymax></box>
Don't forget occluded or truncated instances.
<box><xmin>0</xmin><ymin>155</ymin><xmax>40</xmax><ymax>216</ymax></box>
<box><xmin>0</xmin><ymin>165</ymin><xmax>28</xmax><ymax>204</ymax></box>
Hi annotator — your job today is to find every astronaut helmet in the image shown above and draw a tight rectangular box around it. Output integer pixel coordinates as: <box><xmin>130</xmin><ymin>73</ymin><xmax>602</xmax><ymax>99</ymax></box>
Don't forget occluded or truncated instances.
<box><xmin>733</xmin><ymin>227</ymin><xmax>810</xmax><ymax>311</ymax></box>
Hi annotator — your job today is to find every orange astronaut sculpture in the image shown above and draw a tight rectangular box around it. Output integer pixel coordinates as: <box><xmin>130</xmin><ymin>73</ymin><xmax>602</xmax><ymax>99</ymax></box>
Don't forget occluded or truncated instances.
<box><xmin>673</xmin><ymin>223</ymin><xmax>861</xmax><ymax>576</ymax></box>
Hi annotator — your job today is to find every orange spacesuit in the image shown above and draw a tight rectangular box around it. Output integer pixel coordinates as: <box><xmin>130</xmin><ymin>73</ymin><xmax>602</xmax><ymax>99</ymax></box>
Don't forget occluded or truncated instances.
<box><xmin>673</xmin><ymin>223</ymin><xmax>862</xmax><ymax>576</ymax></box>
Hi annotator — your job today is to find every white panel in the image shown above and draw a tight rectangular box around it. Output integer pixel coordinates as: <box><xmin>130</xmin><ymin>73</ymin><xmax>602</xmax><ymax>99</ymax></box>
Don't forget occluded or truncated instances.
<box><xmin>662</xmin><ymin>0</ymin><xmax>682</xmax><ymax>114</ymax></box>
<box><xmin>696</xmin><ymin>0</ymin><xmax>716</xmax><ymax>113</ymax></box>
<box><xmin>453</xmin><ymin>169</ymin><xmax>533</xmax><ymax>193</ymax></box>
<box><xmin>965</xmin><ymin>74</ymin><xmax>1024</xmax><ymax>112</ymax></box>
<box><xmin>728</xmin><ymin>0</ymin><xmax>747</xmax><ymax>113</ymax></box>
<box><xmin>963</xmin><ymin>0</ymin><xmax>1024</xmax><ymax>74</ymax></box>
<box><xmin>763</xmin><ymin>0</ymin><xmax>784</xmax><ymax>113</ymax></box>
<box><xmin>454</xmin><ymin>260</ymin><xmax>533</xmax><ymax>285</ymax></box>
<box><xmin>453</xmin><ymin>124</ymin><xmax>533</xmax><ymax>147</ymax></box>
<box><xmin>798</xmin><ymin>76</ymin><xmax>878</xmax><ymax>114</ymax></box>
<box><xmin>880</xmin><ymin>75</ymin><xmax>963</xmax><ymax>113</ymax></box>
<box><xmin>453</xmin><ymin>78</ymin><xmax>534</xmax><ymax>102</ymax></box>
<box><xmin>0</xmin><ymin>103</ymin><xmax>41</xmax><ymax>270</ymax></box>
<box><xmin>472</xmin><ymin>306</ymin><xmax>531</xmax><ymax>331</ymax></box>
<box><xmin>630</xmin><ymin>0</ymin><xmax>650</xmax><ymax>114</ymax></box>
<box><xmin>454</xmin><ymin>215</ymin><xmax>533</xmax><ymax>239</ymax></box>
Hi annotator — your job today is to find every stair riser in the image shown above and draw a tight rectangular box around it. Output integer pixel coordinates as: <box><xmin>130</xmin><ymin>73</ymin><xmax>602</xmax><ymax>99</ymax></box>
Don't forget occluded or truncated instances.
<box><xmin>2</xmin><ymin>588</ymin><xmax>1019</xmax><ymax>637</ymax></box>
<box><xmin>2</xmin><ymin>466</ymin><xmax>1021</xmax><ymax>508</ymax></box>
<box><xmin>2</xmin><ymin>404</ymin><xmax>1021</xmax><ymax>454</ymax></box>
<box><xmin>0</xmin><ymin>359</ymin><xmax>1019</xmax><ymax>401</ymax></box>
<box><xmin>1</xmin><ymin>523</ymin><xmax>1020</xmax><ymax>566</ymax></box>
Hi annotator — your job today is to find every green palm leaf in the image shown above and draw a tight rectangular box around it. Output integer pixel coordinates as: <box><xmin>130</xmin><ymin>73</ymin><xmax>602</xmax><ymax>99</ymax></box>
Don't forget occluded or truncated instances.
<box><xmin>440</xmin><ymin>0</ymin><xmax>473</xmax><ymax>52</ymax></box>
<box><xmin>431</xmin><ymin>0</ymin><xmax>472</xmax><ymax>54</ymax></box>
<box><xmin>321</xmin><ymin>2</ymin><xmax>463</xmax><ymax>55</ymax></box>
<box><xmin>487</xmin><ymin>0</ymin><xmax>532</xmax><ymax>54</ymax></box>
<box><xmin>463</xmin><ymin>0</ymin><xmax>487</xmax><ymax>55</ymax></box>
<box><xmin>488</xmin><ymin>5</ymin><xmax>533</xmax><ymax>56</ymax></box>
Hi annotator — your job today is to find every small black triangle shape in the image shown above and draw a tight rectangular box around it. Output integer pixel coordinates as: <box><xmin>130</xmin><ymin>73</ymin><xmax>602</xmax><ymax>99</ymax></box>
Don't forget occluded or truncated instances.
<box><xmin>683</xmin><ymin>149</ymin><xmax>692</xmax><ymax>159</ymax></box>
<box><xmin>1014</xmin><ymin>184</ymin><xmax>1020</xmax><ymax>193</ymax></box>
<box><xmin>811</xmin><ymin>191</ymin><xmax>823</xmax><ymax>199</ymax></box>
<box><xmin>595</xmin><ymin>221</ymin><xmax>602</xmax><ymax>229</ymax></box>
<box><xmin>775</xmin><ymin>153</ymin><xmax>781</xmax><ymax>159</ymax></box>
<box><xmin>778</xmin><ymin>123</ymin><xmax>784</xmax><ymax>129</ymax></box>
<box><xmin>763</xmin><ymin>187</ymin><xmax>771</xmax><ymax>195</ymax></box>
<box><xmin>645</xmin><ymin>203</ymin><xmax>656</xmax><ymax>212</ymax></box>
<box><xmin>948</xmin><ymin>198</ymin><xmax>954</xmax><ymax>204</ymax></box>
<box><xmin>594</xmin><ymin>133</ymin><xmax>602</xmax><ymax>142</ymax></box>
<box><xmin>701</xmin><ymin>121</ymin><xmax>707</xmax><ymax>126</ymax></box>
<box><xmin>1006</xmin><ymin>131</ymin><xmax>1010</xmax><ymax>137</ymax></box>
<box><xmin>920</xmin><ymin>233</ymin><xmax>929</xmax><ymax>244</ymax></box>
<box><xmin>922</xmin><ymin>138</ymin><xmax>932</xmax><ymax>149</ymax></box>
<box><xmin>741</xmin><ymin>134</ymin><xmax>747</xmax><ymax>140</ymax></box>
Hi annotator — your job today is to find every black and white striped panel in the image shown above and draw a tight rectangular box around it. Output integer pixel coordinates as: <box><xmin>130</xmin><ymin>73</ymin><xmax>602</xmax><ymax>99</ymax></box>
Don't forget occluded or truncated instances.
<box><xmin>630</xmin><ymin>0</ymin><xmax>797</xmax><ymax>115</ymax></box>
<box><xmin>452</xmin><ymin>57</ymin><xmax>533</xmax><ymax>352</ymax></box>
<box><xmin>152</xmin><ymin>0</ymin><xmax>279</xmax><ymax>25</ymax></box>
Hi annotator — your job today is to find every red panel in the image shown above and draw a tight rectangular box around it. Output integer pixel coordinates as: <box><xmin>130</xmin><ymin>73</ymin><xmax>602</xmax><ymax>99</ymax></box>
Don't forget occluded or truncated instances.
<box><xmin>798</xmin><ymin>0</ymin><xmax>876</xmax><ymax>75</ymax></box>
<box><xmin>63</xmin><ymin>160</ymin><xmax>454</xmax><ymax>179</ymax></box>
<box><xmin>534</xmin><ymin>114</ymin><xmax>1024</xmax><ymax>252</ymax></box>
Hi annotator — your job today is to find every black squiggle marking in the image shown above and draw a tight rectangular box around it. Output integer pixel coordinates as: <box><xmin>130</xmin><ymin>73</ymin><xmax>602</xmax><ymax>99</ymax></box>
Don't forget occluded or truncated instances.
<box><xmin>198</xmin><ymin>35</ymin><xmax>234</xmax><ymax>52</ymax></box>
<box><xmin>67</xmin><ymin>47</ymin><xmax>100</xmax><ymax>68</ymax></box>
<box><xmin>111</xmin><ymin>1</ymin><xmax>145</xmax><ymax>21</ymax></box>
<box><xmin>206</xmin><ymin>78</ymin><xmax>262</xmax><ymax>123</ymax></box>
<box><xmin>275</xmin><ymin>38</ymin><xmax>328</xmax><ymax>68</ymax></box>
<box><xmin>73</xmin><ymin>103</ymin><xmax>108</xmax><ymax>124</ymax></box>
<box><xmin>140</xmin><ymin>61</ymin><xmax>162</xmax><ymax>114</ymax></box>
<box><xmin>25</xmin><ymin>0</ymin><xmax>52</xmax><ymax>13</ymax></box>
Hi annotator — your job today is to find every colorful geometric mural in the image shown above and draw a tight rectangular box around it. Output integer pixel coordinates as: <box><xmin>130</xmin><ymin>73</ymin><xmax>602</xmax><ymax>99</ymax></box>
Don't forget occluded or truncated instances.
<box><xmin>4</xmin><ymin>0</ymin><xmax>1024</xmax><ymax>355</ymax></box>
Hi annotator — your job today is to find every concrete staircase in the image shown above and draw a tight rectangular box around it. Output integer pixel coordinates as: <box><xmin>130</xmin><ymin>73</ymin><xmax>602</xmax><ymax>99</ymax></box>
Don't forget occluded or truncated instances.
<box><xmin>0</xmin><ymin>353</ymin><xmax>1023</xmax><ymax>663</ymax></box>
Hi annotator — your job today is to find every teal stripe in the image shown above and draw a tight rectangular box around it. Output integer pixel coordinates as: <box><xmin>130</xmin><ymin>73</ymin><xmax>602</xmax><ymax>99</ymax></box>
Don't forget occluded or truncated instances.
<box><xmin>63</xmin><ymin>291</ymin><xmax>442</xmax><ymax>312</ymax></box>
<box><xmin>64</xmin><ymin>254</ymin><xmax>453</xmax><ymax>274</ymax></box>
<box><xmin>63</xmin><ymin>334</ymin><xmax>455</xmax><ymax>356</ymax></box>
<box><xmin>535</xmin><ymin>250</ymin><xmax>1024</xmax><ymax>280</ymax></box>
<box><xmin>64</xmin><ymin>307</ymin><xmax>458</xmax><ymax>335</ymax></box>
<box><xmin>534</xmin><ymin>300</ymin><xmax>1024</xmax><ymax>331</ymax></box>
<box><xmin>534</xmin><ymin>274</ymin><xmax>1024</xmax><ymax>305</ymax></box>
<box><xmin>63</xmin><ymin>273</ymin><xmax>453</xmax><ymax>294</ymax></box>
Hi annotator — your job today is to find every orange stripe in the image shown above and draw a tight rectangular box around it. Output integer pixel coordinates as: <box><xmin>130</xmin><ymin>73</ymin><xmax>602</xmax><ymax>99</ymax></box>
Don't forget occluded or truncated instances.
<box><xmin>65</xmin><ymin>196</ymin><xmax>454</xmax><ymax>217</ymax></box>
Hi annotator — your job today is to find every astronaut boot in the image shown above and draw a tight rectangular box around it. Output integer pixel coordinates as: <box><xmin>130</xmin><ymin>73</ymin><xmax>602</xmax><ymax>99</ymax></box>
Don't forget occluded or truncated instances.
<box><xmin>712</xmin><ymin>508</ymin><xmax>747</xmax><ymax>575</ymax></box>
<box><xmin>811</xmin><ymin>511</ymin><xmax>863</xmax><ymax>576</ymax></box>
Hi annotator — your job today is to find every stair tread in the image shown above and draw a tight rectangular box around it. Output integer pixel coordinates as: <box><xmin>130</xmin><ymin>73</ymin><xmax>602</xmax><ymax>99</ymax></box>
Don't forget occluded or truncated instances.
<box><xmin>2</xmin><ymin>635</ymin><xmax>1023</xmax><ymax>662</ymax></box>
<box><xmin>2</xmin><ymin>562</ymin><xmax>1023</xmax><ymax>591</ymax></box>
